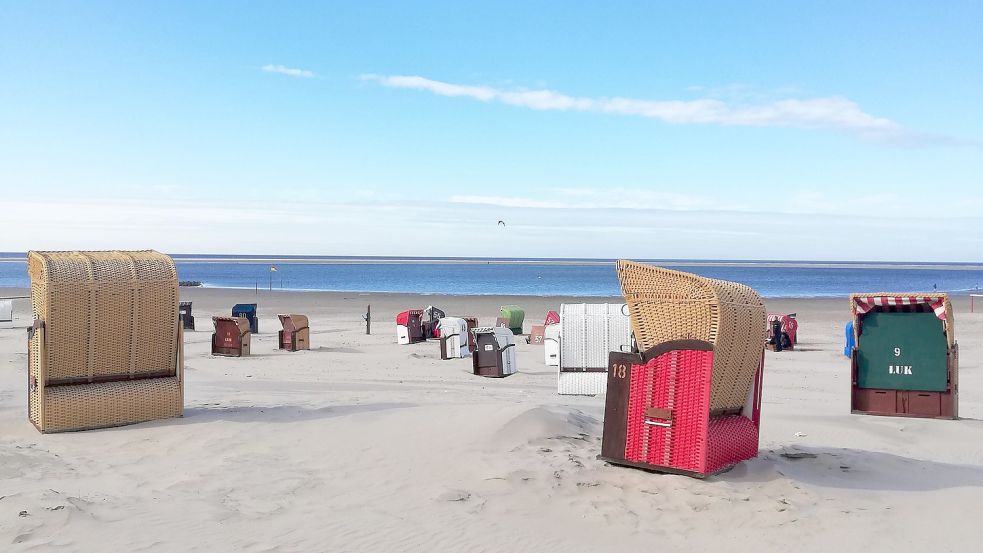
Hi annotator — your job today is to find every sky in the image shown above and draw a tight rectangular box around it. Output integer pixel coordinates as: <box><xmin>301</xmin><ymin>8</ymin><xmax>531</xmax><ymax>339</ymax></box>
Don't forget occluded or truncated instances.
<box><xmin>1</xmin><ymin>1</ymin><xmax>981</xmax><ymax>261</ymax></box>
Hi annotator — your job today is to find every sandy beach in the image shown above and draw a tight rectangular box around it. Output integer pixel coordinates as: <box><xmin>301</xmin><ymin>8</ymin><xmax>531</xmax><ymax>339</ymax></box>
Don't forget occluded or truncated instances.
<box><xmin>1</xmin><ymin>287</ymin><xmax>981</xmax><ymax>552</ymax></box>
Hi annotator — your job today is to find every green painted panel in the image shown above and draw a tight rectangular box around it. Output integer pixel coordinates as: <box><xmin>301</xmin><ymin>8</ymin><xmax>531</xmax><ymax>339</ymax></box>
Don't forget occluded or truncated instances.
<box><xmin>500</xmin><ymin>305</ymin><xmax>524</xmax><ymax>329</ymax></box>
<box><xmin>857</xmin><ymin>312</ymin><xmax>948</xmax><ymax>391</ymax></box>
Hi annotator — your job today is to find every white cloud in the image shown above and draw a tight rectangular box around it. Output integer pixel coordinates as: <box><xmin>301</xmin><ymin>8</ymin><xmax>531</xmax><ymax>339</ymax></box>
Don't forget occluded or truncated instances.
<box><xmin>262</xmin><ymin>64</ymin><xmax>315</xmax><ymax>78</ymax></box>
<box><xmin>362</xmin><ymin>74</ymin><xmax>904</xmax><ymax>140</ymax></box>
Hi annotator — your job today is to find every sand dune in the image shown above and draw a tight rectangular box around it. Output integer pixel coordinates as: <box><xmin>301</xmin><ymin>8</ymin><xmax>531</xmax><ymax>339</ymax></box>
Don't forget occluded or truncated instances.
<box><xmin>1</xmin><ymin>289</ymin><xmax>981</xmax><ymax>552</ymax></box>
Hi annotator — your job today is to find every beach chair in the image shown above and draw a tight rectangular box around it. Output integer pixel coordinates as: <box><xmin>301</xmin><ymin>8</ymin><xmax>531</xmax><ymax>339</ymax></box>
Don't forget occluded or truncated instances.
<box><xmin>599</xmin><ymin>260</ymin><xmax>766</xmax><ymax>478</ymax></box>
<box><xmin>472</xmin><ymin>327</ymin><xmax>517</xmax><ymax>377</ymax></box>
<box><xmin>544</xmin><ymin>310</ymin><xmax>560</xmax><ymax>326</ymax></box>
<box><xmin>396</xmin><ymin>309</ymin><xmax>424</xmax><ymax>345</ymax></box>
<box><xmin>527</xmin><ymin>324</ymin><xmax>546</xmax><ymax>345</ymax></box>
<box><xmin>766</xmin><ymin>313</ymin><xmax>797</xmax><ymax>351</ymax></box>
<box><xmin>438</xmin><ymin>317</ymin><xmax>470</xmax><ymax>359</ymax></box>
<box><xmin>212</xmin><ymin>316</ymin><xmax>251</xmax><ymax>357</ymax></box>
<box><xmin>423</xmin><ymin>306</ymin><xmax>446</xmax><ymax>339</ymax></box>
<box><xmin>499</xmin><ymin>305</ymin><xmax>524</xmax><ymax>335</ymax></box>
<box><xmin>0</xmin><ymin>299</ymin><xmax>12</xmax><ymax>329</ymax></box>
<box><xmin>232</xmin><ymin>303</ymin><xmax>258</xmax><ymax>334</ymax></box>
<box><xmin>179</xmin><ymin>301</ymin><xmax>195</xmax><ymax>330</ymax></box>
<box><xmin>26</xmin><ymin>250</ymin><xmax>184</xmax><ymax>433</ymax></box>
<box><xmin>544</xmin><ymin>324</ymin><xmax>560</xmax><ymax>366</ymax></box>
<box><xmin>557</xmin><ymin>303</ymin><xmax>633</xmax><ymax>396</ymax></box>
<box><xmin>849</xmin><ymin>294</ymin><xmax>957</xmax><ymax>419</ymax></box>
<box><xmin>277</xmin><ymin>314</ymin><xmax>310</xmax><ymax>351</ymax></box>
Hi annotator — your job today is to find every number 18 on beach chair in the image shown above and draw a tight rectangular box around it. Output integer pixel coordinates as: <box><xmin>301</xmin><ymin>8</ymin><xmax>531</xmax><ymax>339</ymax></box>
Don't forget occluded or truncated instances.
<box><xmin>27</xmin><ymin>250</ymin><xmax>184</xmax><ymax>433</ymax></box>
<box><xmin>599</xmin><ymin>261</ymin><xmax>766</xmax><ymax>478</ymax></box>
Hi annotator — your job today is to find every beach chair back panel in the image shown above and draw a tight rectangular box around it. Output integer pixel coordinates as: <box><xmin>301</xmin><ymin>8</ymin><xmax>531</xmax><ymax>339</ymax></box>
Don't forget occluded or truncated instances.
<box><xmin>28</xmin><ymin>251</ymin><xmax>179</xmax><ymax>383</ymax></box>
<box><xmin>616</xmin><ymin>260</ymin><xmax>765</xmax><ymax>412</ymax></box>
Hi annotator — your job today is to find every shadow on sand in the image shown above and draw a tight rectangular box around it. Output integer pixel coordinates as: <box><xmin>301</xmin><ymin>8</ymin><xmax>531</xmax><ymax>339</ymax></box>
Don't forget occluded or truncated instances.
<box><xmin>153</xmin><ymin>402</ymin><xmax>417</xmax><ymax>426</ymax></box>
<box><xmin>722</xmin><ymin>445</ymin><xmax>983</xmax><ymax>491</ymax></box>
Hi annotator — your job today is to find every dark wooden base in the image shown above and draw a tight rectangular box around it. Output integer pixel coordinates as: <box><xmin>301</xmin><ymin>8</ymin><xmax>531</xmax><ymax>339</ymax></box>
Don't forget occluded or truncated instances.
<box><xmin>597</xmin><ymin>456</ymin><xmax>737</xmax><ymax>479</ymax></box>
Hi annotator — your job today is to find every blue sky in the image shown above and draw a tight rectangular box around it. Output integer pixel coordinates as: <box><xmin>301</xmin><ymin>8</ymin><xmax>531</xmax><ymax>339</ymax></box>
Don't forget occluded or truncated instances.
<box><xmin>1</xmin><ymin>1</ymin><xmax>981</xmax><ymax>260</ymax></box>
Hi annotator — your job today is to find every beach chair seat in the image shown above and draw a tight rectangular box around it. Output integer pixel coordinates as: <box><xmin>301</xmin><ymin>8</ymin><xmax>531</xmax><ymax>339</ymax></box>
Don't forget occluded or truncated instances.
<box><xmin>26</xmin><ymin>250</ymin><xmax>184</xmax><ymax>433</ymax></box>
<box><xmin>557</xmin><ymin>303</ymin><xmax>632</xmax><ymax>396</ymax></box>
<box><xmin>396</xmin><ymin>309</ymin><xmax>425</xmax><ymax>345</ymax></box>
<box><xmin>599</xmin><ymin>260</ymin><xmax>765</xmax><ymax>477</ymax></box>
<box><xmin>438</xmin><ymin>317</ymin><xmax>470</xmax><ymax>359</ymax></box>
<box><xmin>278</xmin><ymin>314</ymin><xmax>310</xmax><ymax>351</ymax></box>
<box><xmin>212</xmin><ymin>316</ymin><xmax>251</xmax><ymax>356</ymax></box>
<box><xmin>849</xmin><ymin>294</ymin><xmax>957</xmax><ymax>419</ymax></box>
<box><xmin>472</xmin><ymin>327</ymin><xmax>517</xmax><ymax>377</ymax></box>
<box><xmin>232</xmin><ymin>303</ymin><xmax>258</xmax><ymax>334</ymax></box>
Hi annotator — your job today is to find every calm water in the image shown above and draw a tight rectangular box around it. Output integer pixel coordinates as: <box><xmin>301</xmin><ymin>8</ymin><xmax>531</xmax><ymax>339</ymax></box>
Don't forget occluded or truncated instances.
<box><xmin>2</xmin><ymin>258</ymin><xmax>982</xmax><ymax>298</ymax></box>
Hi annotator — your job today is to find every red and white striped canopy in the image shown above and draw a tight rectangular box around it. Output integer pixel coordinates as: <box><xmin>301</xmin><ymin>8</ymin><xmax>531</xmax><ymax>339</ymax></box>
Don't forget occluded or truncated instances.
<box><xmin>852</xmin><ymin>295</ymin><xmax>948</xmax><ymax>320</ymax></box>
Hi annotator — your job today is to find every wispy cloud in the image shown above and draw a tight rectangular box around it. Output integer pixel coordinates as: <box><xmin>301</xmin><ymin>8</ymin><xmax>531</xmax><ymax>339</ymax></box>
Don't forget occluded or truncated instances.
<box><xmin>362</xmin><ymin>74</ymin><xmax>906</xmax><ymax>141</ymax></box>
<box><xmin>262</xmin><ymin>64</ymin><xmax>315</xmax><ymax>78</ymax></box>
<box><xmin>450</xmin><ymin>189</ymin><xmax>730</xmax><ymax>211</ymax></box>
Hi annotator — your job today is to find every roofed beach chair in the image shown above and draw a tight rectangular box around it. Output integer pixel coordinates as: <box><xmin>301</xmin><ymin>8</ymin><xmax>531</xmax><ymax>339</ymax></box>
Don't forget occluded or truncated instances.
<box><xmin>499</xmin><ymin>305</ymin><xmax>524</xmax><ymax>335</ymax></box>
<box><xmin>278</xmin><ymin>314</ymin><xmax>310</xmax><ymax>351</ymax></box>
<box><xmin>179</xmin><ymin>301</ymin><xmax>195</xmax><ymax>330</ymax></box>
<box><xmin>557</xmin><ymin>303</ymin><xmax>633</xmax><ymax>396</ymax></box>
<box><xmin>396</xmin><ymin>309</ymin><xmax>424</xmax><ymax>345</ymax></box>
<box><xmin>438</xmin><ymin>317</ymin><xmax>470</xmax><ymax>359</ymax></box>
<box><xmin>600</xmin><ymin>260</ymin><xmax>766</xmax><ymax>478</ymax></box>
<box><xmin>766</xmin><ymin>313</ymin><xmax>797</xmax><ymax>351</ymax></box>
<box><xmin>232</xmin><ymin>303</ymin><xmax>259</xmax><ymax>334</ymax></box>
<box><xmin>472</xmin><ymin>327</ymin><xmax>517</xmax><ymax>377</ymax></box>
<box><xmin>849</xmin><ymin>294</ymin><xmax>957</xmax><ymax>419</ymax></box>
<box><xmin>544</xmin><ymin>324</ymin><xmax>560</xmax><ymax>366</ymax></box>
<box><xmin>26</xmin><ymin>250</ymin><xmax>184</xmax><ymax>433</ymax></box>
<box><xmin>0</xmin><ymin>298</ymin><xmax>12</xmax><ymax>328</ymax></box>
<box><xmin>212</xmin><ymin>316</ymin><xmax>251</xmax><ymax>357</ymax></box>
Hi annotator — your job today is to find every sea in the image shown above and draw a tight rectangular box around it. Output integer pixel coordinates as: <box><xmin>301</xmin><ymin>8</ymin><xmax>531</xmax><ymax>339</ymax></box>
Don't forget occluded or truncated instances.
<box><xmin>2</xmin><ymin>255</ymin><xmax>982</xmax><ymax>298</ymax></box>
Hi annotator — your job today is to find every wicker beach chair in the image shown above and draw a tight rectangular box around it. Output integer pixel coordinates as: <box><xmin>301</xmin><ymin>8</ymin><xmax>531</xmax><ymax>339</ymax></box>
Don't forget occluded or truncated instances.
<box><xmin>849</xmin><ymin>294</ymin><xmax>957</xmax><ymax>419</ymax></box>
<box><xmin>278</xmin><ymin>314</ymin><xmax>310</xmax><ymax>351</ymax></box>
<box><xmin>396</xmin><ymin>309</ymin><xmax>424</xmax><ymax>345</ymax></box>
<box><xmin>212</xmin><ymin>316</ymin><xmax>251</xmax><ymax>357</ymax></box>
<box><xmin>544</xmin><ymin>324</ymin><xmax>560</xmax><ymax>366</ymax></box>
<box><xmin>232</xmin><ymin>303</ymin><xmax>258</xmax><ymax>334</ymax></box>
<box><xmin>599</xmin><ymin>260</ymin><xmax>766</xmax><ymax>478</ymax></box>
<box><xmin>472</xmin><ymin>327</ymin><xmax>517</xmax><ymax>377</ymax></box>
<box><xmin>499</xmin><ymin>305</ymin><xmax>524</xmax><ymax>335</ymax></box>
<box><xmin>179</xmin><ymin>301</ymin><xmax>195</xmax><ymax>330</ymax></box>
<box><xmin>26</xmin><ymin>250</ymin><xmax>184</xmax><ymax>433</ymax></box>
<box><xmin>557</xmin><ymin>303</ymin><xmax>633</xmax><ymax>396</ymax></box>
<box><xmin>438</xmin><ymin>317</ymin><xmax>470</xmax><ymax>359</ymax></box>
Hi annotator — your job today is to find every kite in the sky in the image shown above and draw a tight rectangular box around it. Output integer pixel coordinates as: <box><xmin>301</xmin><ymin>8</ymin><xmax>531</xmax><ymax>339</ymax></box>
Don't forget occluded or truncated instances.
<box><xmin>497</xmin><ymin>220</ymin><xmax>505</xmax><ymax>227</ymax></box>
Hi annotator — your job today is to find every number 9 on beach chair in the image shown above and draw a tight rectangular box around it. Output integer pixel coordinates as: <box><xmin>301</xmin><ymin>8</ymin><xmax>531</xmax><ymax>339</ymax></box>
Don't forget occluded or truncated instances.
<box><xmin>599</xmin><ymin>260</ymin><xmax>766</xmax><ymax>478</ymax></box>
<box><xmin>27</xmin><ymin>250</ymin><xmax>184</xmax><ymax>433</ymax></box>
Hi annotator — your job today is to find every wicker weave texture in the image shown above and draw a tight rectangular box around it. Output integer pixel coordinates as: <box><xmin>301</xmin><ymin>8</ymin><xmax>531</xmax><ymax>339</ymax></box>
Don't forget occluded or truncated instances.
<box><xmin>40</xmin><ymin>377</ymin><xmax>183</xmax><ymax>433</ymax></box>
<box><xmin>616</xmin><ymin>260</ymin><xmax>766</xmax><ymax>411</ymax></box>
<box><xmin>28</xmin><ymin>251</ymin><xmax>179</xmax><ymax>382</ymax></box>
<box><xmin>623</xmin><ymin>348</ymin><xmax>757</xmax><ymax>475</ymax></box>
<box><xmin>557</xmin><ymin>372</ymin><xmax>607</xmax><ymax>395</ymax></box>
<box><xmin>558</xmin><ymin>303</ymin><xmax>632</xmax><ymax>370</ymax></box>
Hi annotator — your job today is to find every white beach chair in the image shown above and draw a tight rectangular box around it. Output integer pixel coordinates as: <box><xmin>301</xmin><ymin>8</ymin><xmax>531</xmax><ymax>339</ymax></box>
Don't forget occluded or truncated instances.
<box><xmin>0</xmin><ymin>299</ymin><xmax>12</xmax><ymax>329</ymax></box>
<box><xmin>438</xmin><ymin>317</ymin><xmax>471</xmax><ymax>359</ymax></box>
<box><xmin>557</xmin><ymin>303</ymin><xmax>632</xmax><ymax>395</ymax></box>
<box><xmin>544</xmin><ymin>323</ymin><xmax>560</xmax><ymax>366</ymax></box>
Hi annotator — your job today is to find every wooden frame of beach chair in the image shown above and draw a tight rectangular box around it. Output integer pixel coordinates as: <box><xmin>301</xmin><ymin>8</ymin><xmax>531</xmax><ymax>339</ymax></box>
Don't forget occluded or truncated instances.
<box><xmin>278</xmin><ymin>314</ymin><xmax>310</xmax><ymax>351</ymax></box>
<box><xmin>557</xmin><ymin>303</ymin><xmax>633</xmax><ymax>396</ymax></box>
<box><xmin>849</xmin><ymin>294</ymin><xmax>957</xmax><ymax>419</ymax></box>
<box><xmin>598</xmin><ymin>260</ymin><xmax>766</xmax><ymax>478</ymax></box>
<box><xmin>212</xmin><ymin>316</ymin><xmax>251</xmax><ymax>357</ymax></box>
<box><xmin>26</xmin><ymin>250</ymin><xmax>184</xmax><ymax>433</ymax></box>
<box><xmin>472</xmin><ymin>327</ymin><xmax>517</xmax><ymax>377</ymax></box>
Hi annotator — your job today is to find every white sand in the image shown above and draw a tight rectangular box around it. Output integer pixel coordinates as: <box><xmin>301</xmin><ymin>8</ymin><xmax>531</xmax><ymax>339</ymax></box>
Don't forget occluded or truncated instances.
<box><xmin>1</xmin><ymin>288</ymin><xmax>981</xmax><ymax>552</ymax></box>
